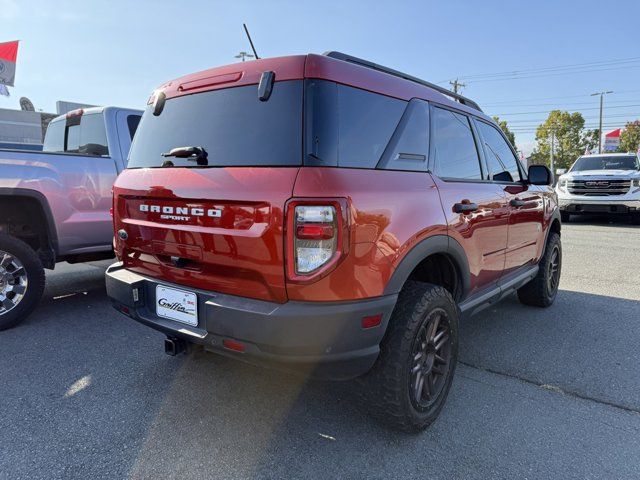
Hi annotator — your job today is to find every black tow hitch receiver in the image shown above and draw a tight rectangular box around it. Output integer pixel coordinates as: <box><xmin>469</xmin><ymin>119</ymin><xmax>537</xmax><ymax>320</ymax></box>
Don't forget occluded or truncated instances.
<box><xmin>164</xmin><ymin>337</ymin><xmax>188</xmax><ymax>356</ymax></box>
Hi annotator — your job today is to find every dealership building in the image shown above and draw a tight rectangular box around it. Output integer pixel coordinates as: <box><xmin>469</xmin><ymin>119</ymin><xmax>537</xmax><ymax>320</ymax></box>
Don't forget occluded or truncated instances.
<box><xmin>0</xmin><ymin>100</ymin><xmax>96</xmax><ymax>150</ymax></box>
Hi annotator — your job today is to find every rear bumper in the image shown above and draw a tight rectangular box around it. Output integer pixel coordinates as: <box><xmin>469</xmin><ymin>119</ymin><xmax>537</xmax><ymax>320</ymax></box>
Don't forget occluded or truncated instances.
<box><xmin>105</xmin><ymin>262</ymin><xmax>397</xmax><ymax>380</ymax></box>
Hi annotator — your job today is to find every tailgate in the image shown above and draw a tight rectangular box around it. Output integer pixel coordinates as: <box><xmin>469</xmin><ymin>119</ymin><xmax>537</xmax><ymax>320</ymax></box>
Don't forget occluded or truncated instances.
<box><xmin>113</xmin><ymin>167</ymin><xmax>298</xmax><ymax>303</ymax></box>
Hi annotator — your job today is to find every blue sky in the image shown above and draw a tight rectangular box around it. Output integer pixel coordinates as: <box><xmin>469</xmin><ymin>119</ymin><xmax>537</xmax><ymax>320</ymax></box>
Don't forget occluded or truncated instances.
<box><xmin>2</xmin><ymin>0</ymin><xmax>639</xmax><ymax>154</ymax></box>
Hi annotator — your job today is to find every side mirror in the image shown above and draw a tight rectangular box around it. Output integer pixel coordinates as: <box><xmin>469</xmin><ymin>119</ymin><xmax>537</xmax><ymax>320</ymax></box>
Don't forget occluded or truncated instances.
<box><xmin>528</xmin><ymin>165</ymin><xmax>553</xmax><ymax>186</ymax></box>
<box><xmin>556</xmin><ymin>168</ymin><xmax>567</xmax><ymax>175</ymax></box>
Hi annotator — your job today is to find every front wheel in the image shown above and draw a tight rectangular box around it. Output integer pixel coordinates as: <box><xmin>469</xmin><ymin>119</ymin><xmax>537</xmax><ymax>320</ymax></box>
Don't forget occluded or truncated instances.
<box><xmin>0</xmin><ymin>235</ymin><xmax>45</xmax><ymax>330</ymax></box>
<box><xmin>517</xmin><ymin>232</ymin><xmax>561</xmax><ymax>308</ymax></box>
<box><xmin>359</xmin><ymin>282</ymin><xmax>459</xmax><ymax>432</ymax></box>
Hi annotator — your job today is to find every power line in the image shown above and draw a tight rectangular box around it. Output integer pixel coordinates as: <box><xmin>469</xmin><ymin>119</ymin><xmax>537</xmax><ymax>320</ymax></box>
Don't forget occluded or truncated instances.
<box><xmin>481</xmin><ymin>89</ymin><xmax>640</xmax><ymax>106</ymax></box>
<box><xmin>491</xmin><ymin>103</ymin><xmax>640</xmax><ymax>116</ymax></box>
<box><xmin>466</xmin><ymin>64</ymin><xmax>640</xmax><ymax>84</ymax></box>
<box><xmin>438</xmin><ymin>57</ymin><xmax>640</xmax><ymax>85</ymax></box>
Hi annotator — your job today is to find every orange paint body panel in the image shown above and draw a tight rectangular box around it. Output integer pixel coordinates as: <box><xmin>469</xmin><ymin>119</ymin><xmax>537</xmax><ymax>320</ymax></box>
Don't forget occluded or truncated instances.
<box><xmin>289</xmin><ymin>167</ymin><xmax>447</xmax><ymax>301</ymax></box>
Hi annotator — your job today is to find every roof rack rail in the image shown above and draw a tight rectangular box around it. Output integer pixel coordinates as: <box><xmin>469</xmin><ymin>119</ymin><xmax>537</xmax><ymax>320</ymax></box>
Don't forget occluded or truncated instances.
<box><xmin>323</xmin><ymin>51</ymin><xmax>483</xmax><ymax>112</ymax></box>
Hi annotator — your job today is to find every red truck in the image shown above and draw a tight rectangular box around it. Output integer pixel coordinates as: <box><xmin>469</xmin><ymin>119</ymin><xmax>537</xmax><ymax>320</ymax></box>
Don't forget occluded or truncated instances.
<box><xmin>105</xmin><ymin>52</ymin><xmax>561</xmax><ymax>431</ymax></box>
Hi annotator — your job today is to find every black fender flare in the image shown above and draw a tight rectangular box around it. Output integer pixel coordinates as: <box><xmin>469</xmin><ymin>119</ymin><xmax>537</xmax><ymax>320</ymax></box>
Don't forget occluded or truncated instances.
<box><xmin>0</xmin><ymin>187</ymin><xmax>59</xmax><ymax>255</ymax></box>
<box><xmin>542</xmin><ymin>207</ymin><xmax>562</xmax><ymax>257</ymax></box>
<box><xmin>383</xmin><ymin>234</ymin><xmax>471</xmax><ymax>299</ymax></box>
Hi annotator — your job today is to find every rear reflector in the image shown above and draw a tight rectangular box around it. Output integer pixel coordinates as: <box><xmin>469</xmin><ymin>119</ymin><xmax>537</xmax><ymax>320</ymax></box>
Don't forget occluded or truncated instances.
<box><xmin>296</xmin><ymin>224</ymin><xmax>334</xmax><ymax>240</ymax></box>
<box><xmin>222</xmin><ymin>339</ymin><xmax>246</xmax><ymax>352</ymax></box>
<box><xmin>361</xmin><ymin>314</ymin><xmax>382</xmax><ymax>329</ymax></box>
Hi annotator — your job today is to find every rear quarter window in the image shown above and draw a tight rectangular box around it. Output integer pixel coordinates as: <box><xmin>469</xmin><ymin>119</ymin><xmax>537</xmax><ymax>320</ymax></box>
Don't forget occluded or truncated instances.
<box><xmin>305</xmin><ymin>80</ymin><xmax>406</xmax><ymax>169</ymax></box>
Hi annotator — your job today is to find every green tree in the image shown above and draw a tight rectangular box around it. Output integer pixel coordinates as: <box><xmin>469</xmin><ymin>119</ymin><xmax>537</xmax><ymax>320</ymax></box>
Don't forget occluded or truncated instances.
<box><xmin>619</xmin><ymin>120</ymin><xmax>640</xmax><ymax>152</ymax></box>
<box><xmin>492</xmin><ymin>116</ymin><xmax>516</xmax><ymax>147</ymax></box>
<box><xmin>529</xmin><ymin>110</ymin><xmax>593</xmax><ymax>169</ymax></box>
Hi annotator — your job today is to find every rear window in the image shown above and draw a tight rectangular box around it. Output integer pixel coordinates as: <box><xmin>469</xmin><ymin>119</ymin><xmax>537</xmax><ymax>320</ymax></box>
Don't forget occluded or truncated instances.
<box><xmin>127</xmin><ymin>81</ymin><xmax>303</xmax><ymax>168</ymax></box>
<box><xmin>43</xmin><ymin>113</ymin><xmax>109</xmax><ymax>156</ymax></box>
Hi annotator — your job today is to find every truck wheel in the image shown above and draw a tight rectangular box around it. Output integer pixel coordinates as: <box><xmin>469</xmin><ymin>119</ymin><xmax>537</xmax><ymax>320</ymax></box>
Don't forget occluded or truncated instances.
<box><xmin>517</xmin><ymin>232</ymin><xmax>561</xmax><ymax>308</ymax></box>
<box><xmin>0</xmin><ymin>235</ymin><xmax>45</xmax><ymax>331</ymax></box>
<box><xmin>560</xmin><ymin>211</ymin><xmax>570</xmax><ymax>223</ymax></box>
<box><xmin>359</xmin><ymin>282</ymin><xmax>458</xmax><ymax>432</ymax></box>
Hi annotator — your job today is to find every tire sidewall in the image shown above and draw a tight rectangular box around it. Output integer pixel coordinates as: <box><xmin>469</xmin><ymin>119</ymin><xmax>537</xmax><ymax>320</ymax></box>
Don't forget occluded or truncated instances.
<box><xmin>402</xmin><ymin>289</ymin><xmax>459</xmax><ymax>428</ymax></box>
<box><xmin>542</xmin><ymin>233</ymin><xmax>562</xmax><ymax>304</ymax></box>
<box><xmin>0</xmin><ymin>235</ymin><xmax>45</xmax><ymax>330</ymax></box>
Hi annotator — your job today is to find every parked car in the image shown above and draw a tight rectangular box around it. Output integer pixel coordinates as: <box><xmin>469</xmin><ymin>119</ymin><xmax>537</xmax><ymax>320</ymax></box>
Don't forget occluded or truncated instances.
<box><xmin>105</xmin><ymin>52</ymin><xmax>561</xmax><ymax>431</ymax></box>
<box><xmin>0</xmin><ymin>106</ymin><xmax>142</xmax><ymax>330</ymax></box>
<box><xmin>556</xmin><ymin>153</ymin><xmax>640</xmax><ymax>221</ymax></box>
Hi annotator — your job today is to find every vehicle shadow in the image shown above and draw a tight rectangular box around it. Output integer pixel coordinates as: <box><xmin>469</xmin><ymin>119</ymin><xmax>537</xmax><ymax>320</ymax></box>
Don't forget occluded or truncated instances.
<box><xmin>565</xmin><ymin>213</ymin><xmax>640</xmax><ymax>228</ymax></box>
<box><xmin>3</xmin><ymin>264</ymin><xmax>640</xmax><ymax>479</ymax></box>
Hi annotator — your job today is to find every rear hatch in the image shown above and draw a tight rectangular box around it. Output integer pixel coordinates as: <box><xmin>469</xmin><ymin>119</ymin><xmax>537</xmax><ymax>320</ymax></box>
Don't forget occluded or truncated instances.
<box><xmin>113</xmin><ymin>73</ymin><xmax>304</xmax><ymax>303</ymax></box>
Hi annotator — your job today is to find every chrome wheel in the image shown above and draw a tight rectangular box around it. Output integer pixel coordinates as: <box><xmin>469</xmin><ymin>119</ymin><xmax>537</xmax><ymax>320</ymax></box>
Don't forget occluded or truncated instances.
<box><xmin>547</xmin><ymin>245</ymin><xmax>560</xmax><ymax>294</ymax></box>
<box><xmin>0</xmin><ymin>250</ymin><xmax>28</xmax><ymax>316</ymax></box>
<box><xmin>409</xmin><ymin>308</ymin><xmax>452</xmax><ymax>410</ymax></box>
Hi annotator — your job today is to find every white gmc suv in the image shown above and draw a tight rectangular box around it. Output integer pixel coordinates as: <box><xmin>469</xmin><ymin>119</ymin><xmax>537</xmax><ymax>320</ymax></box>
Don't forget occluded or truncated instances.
<box><xmin>556</xmin><ymin>153</ymin><xmax>640</xmax><ymax>222</ymax></box>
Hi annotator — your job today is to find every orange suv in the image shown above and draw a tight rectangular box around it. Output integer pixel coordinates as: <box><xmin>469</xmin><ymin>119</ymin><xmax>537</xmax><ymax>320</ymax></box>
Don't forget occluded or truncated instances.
<box><xmin>106</xmin><ymin>52</ymin><xmax>561</xmax><ymax>431</ymax></box>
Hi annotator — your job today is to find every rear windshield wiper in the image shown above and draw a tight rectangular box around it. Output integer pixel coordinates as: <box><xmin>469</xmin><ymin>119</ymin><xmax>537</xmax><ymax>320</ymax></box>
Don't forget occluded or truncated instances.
<box><xmin>161</xmin><ymin>146</ymin><xmax>208</xmax><ymax>166</ymax></box>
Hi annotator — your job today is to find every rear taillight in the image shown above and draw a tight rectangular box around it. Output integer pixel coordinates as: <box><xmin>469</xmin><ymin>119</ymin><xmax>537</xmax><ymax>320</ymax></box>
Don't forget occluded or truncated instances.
<box><xmin>286</xmin><ymin>200</ymin><xmax>348</xmax><ymax>282</ymax></box>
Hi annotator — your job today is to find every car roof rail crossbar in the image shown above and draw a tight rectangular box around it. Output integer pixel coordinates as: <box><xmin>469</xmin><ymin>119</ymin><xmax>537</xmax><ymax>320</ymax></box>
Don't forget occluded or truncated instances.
<box><xmin>323</xmin><ymin>51</ymin><xmax>483</xmax><ymax>112</ymax></box>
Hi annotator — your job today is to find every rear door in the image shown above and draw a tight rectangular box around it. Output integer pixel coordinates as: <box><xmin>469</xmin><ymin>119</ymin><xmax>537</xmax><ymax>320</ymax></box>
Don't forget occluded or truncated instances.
<box><xmin>474</xmin><ymin>119</ymin><xmax>544</xmax><ymax>273</ymax></box>
<box><xmin>113</xmin><ymin>80</ymin><xmax>303</xmax><ymax>303</ymax></box>
<box><xmin>429</xmin><ymin>106</ymin><xmax>509</xmax><ymax>296</ymax></box>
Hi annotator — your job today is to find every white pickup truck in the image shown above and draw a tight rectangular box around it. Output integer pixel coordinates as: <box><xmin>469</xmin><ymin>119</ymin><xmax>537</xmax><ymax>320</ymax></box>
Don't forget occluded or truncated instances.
<box><xmin>555</xmin><ymin>153</ymin><xmax>640</xmax><ymax>222</ymax></box>
<box><xmin>0</xmin><ymin>106</ymin><xmax>142</xmax><ymax>330</ymax></box>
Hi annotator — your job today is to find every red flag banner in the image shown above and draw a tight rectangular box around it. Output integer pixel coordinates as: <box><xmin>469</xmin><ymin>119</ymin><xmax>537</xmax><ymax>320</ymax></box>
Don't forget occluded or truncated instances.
<box><xmin>0</xmin><ymin>40</ymin><xmax>19</xmax><ymax>87</ymax></box>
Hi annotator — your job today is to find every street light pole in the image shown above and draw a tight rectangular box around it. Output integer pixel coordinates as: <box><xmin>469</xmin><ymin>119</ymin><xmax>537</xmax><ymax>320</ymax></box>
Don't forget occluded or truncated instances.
<box><xmin>591</xmin><ymin>90</ymin><xmax>613</xmax><ymax>153</ymax></box>
<box><xmin>550</xmin><ymin>130</ymin><xmax>555</xmax><ymax>174</ymax></box>
<box><xmin>234</xmin><ymin>51</ymin><xmax>255</xmax><ymax>62</ymax></box>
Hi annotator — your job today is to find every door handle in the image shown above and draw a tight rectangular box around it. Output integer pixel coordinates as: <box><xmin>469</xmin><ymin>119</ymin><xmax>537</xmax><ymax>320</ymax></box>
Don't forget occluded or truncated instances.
<box><xmin>510</xmin><ymin>198</ymin><xmax>526</xmax><ymax>207</ymax></box>
<box><xmin>453</xmin><ymin>202</ymin><xmax>479</xmax><ymax>214</ymax></box>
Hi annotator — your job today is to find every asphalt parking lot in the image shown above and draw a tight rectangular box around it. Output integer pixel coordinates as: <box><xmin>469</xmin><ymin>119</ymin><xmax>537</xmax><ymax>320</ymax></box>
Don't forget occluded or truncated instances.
<box><xmin>1</xmin><ymin>216</ymin><xmax>639</xmax><ymax>480</ymax></box>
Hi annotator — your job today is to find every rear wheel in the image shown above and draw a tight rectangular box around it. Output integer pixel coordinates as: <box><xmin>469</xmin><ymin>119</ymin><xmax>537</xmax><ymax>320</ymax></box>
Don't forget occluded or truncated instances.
<box><xmin>359</xmin><ymin>282</ymin><xmax>458</xmax><ymax>432</ymax></box>
<box><xmin>560</xmin><ymin>211</ymin><xmax>571</xmax><ymax>223</ymax></box>
<box><xmin>517</xmin><ymin>232</ymin><xmax>561</xmax><ymax>308</ymax></box>
<box><xmin>0</xmin><ymin>235</ymin><xmax>45</xmax><ymax>331</ymax></box>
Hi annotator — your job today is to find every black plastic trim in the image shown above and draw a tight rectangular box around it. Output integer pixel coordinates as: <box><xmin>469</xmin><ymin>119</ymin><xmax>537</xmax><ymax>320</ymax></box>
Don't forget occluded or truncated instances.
<box><xmin>383</xmin><ymin>234</ymin><xmax>471</xmax><ymax>299</ymax></box>
<box><xmin>0</xmin><ymin>187</ymin><xmax>59</xmax><ymax>258</ymax></box>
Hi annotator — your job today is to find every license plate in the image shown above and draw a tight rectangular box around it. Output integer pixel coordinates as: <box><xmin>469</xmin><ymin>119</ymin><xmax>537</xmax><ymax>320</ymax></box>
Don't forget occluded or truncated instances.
<box><xmin>155</xmin><ymin>285</ymin><xmax>198</xmax><ymax>326</ymax></box>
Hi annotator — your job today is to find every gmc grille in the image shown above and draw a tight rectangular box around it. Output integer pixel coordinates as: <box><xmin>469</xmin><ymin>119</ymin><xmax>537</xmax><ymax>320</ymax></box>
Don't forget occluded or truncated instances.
<box><xmin>567</xmin><ymin>179</ymin><xmax>631</xmax><ymax>196</ymax></box>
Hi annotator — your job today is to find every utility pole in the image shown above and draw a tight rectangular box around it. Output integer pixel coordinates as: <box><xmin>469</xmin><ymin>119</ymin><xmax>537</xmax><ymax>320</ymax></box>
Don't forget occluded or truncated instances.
<box><xmin>234</xmin><ymin>51</ymin><xmax>254</xmax><ymax>62</ymax></box>
<box><xmin>591</xmin><ymin>90</ymin><xmax>613</xmax><ymax>153</ymax></box>
<box><xmin>449</xmin><ymin>78</ymin><xmax>466</xmax><ymax>94</ymax></box>
<box><xmin>550</xmin><ymin>130</ymin><xmax>555</xmax><ymax>174</ymax></box>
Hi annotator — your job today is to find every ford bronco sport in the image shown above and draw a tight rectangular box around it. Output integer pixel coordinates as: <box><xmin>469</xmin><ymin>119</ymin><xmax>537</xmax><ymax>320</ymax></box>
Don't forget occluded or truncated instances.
<box><xmin>105</xmin><ymin>52</ymin><xmax>561</xmax><ymax>431</ymax></box>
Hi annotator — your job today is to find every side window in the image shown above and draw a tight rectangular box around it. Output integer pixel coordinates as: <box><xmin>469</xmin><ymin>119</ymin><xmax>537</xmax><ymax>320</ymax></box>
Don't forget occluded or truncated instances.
<box><xmin>127</xmin><ymin>115</ymin><xmax>141</xmax><ymax>139</ymax></box>
<box><xmin>336</xmin><ymin>85</ymin><xmax>406</xmax><ymax>168</ymax></box>
<box><xmin>476</xmin><ymin>121</ymin><xmax>521</xmax><ymax>182</ymax></box>
<box><xmin>378</xmin><ymin>98</ymin><xmax>430</xmax><ymax>172</ymax></box>
<box><xmin>42</xmin><ymin>120</ymin><xmax>65</xmax><ymax>152</ymax></box>
<box><xmin>78</xmin><ymin>114</ymin><xmax>109</xmax><ymax>156</ymax></box>
<box><xmin>431</xmin><ymin>107</ymin><xmax>482</xmax><ymax>180</ymax></box>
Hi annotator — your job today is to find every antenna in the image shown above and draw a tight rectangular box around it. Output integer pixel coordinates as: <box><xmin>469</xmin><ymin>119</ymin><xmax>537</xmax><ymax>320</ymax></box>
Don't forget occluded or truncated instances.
<box><xmin>243</xmin><ymin>23</ymin><xmax>260</xmax><ymax>60</ymax></box>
